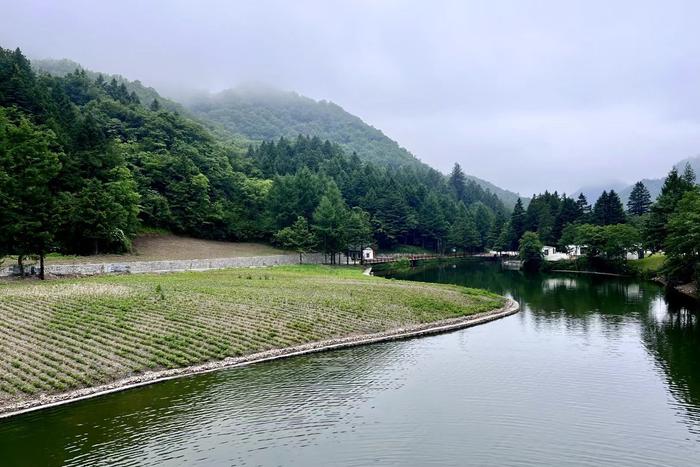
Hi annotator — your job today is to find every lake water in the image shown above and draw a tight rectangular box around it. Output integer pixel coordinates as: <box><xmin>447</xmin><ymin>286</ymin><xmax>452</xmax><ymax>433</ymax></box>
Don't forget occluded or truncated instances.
<box><xmin>1</xmin><ymin>259</ymin><xmax>699</xmax><ymax>466</ymax></box>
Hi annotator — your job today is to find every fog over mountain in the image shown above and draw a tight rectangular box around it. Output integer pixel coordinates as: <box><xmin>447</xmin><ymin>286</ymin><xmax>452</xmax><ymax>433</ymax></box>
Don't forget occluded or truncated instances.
<box><xmin>574</xmin><ymin>155</ymin><xmax>700</xmax><ymax>204</ymax></box>
<box><xmin>2</xmin><ymin>0</ymin><xmax>700</xmax><ymax>195</ymax></box>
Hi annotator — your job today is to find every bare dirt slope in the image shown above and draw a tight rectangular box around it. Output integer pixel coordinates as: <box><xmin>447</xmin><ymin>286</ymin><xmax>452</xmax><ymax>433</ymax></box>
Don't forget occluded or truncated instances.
<box><xmin>44</xmin><ymin>234</ymin><xmax>288</xmax><ymax>264</ymax></box>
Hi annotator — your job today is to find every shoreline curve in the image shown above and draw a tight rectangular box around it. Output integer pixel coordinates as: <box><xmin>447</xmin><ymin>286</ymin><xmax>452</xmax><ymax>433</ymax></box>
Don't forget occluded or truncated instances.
<box><xmin>0</xmin><ymin>298</ymin><xmax>519</xmax><ymax>419</ymax></box>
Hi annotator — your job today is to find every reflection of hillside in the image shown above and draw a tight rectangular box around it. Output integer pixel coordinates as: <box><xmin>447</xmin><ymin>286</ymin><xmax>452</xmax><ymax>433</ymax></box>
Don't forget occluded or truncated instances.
<box><xmin>639</xmin><ymin>296</ymin><xmax>700</xmax><ymax>436</ymax></box>
<box><xmin>0</xmin><ymin>339</ymin><xmax>408</xmax><ymax>465</ymax></box>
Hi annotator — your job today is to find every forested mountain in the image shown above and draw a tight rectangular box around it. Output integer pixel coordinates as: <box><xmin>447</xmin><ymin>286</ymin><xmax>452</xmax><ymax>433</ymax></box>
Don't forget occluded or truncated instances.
<box><xmin>1</xmin><ymin>46</ymin><xmax>509</xmax><ymax>274</ymax></box>
<box><xmin>186</xmin><ymin>85</ymin><xmax>419</xmax><ymax>168</ymax></box>
<box><xmin>185</xmin><ymin>85</ymin><xmax>524</xmax><ymax>209</ymax></box>
<box><xmin>31</xmin><ymin>58</ymin><xmax>252</xmax><ymax>150</ymax></box>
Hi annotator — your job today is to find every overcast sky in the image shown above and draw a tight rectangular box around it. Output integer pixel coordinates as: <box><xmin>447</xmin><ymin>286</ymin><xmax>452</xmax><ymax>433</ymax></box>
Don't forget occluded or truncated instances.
<box><xmin>2</xmin><ymin>0</ymin><xmax>699</xmax><ymax>195</ymax></box>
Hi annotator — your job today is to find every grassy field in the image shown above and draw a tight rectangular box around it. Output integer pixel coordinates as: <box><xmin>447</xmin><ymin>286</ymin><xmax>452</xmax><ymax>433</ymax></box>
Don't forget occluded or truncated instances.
<box><xmin>35</xmin><ymin>234</ymin><xmax>289</xmax><ymax>265</ymax></box>
<box><xmin>629</xmin><ymin>254</ymin><xmax>666</xmax><ymax>275</ymax></box>
<box><xmin>0</xmin><ymin>265</ymin><xmax>504</xmax><ymax>406</ymax></box>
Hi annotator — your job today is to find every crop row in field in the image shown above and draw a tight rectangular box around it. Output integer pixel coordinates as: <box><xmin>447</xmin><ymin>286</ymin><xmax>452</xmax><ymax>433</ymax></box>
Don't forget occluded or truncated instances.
<box><xmin>0</xmin><ymin>265</ymin><xmax>504</xmax><ymax>404</ymax></box>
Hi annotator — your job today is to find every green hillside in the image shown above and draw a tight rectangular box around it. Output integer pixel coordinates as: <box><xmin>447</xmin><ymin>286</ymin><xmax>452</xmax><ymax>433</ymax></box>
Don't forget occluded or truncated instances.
<box><xmin>186</xmin><ymin>86</ymin><xmax>524</xmax><ymax>209</ymax></box>
<box><xmin>187</xmin><ymin>85</ymin><xmax>418</xmax><ymax>168</ymax></box>
<box><xmin>31</xmin><ymin>58</ymin><xmax>252</xmax><ymax>151</ymax></box>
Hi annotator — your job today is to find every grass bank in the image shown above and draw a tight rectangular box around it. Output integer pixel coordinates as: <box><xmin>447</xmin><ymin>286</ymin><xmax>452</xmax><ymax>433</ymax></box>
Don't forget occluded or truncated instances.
<box><xmin>541</xmin><ymin>254</ymin><xmax>667</xmax><ymax>279</ymax></box>
<box><xmin>0</xmin><ymin>265</ymin><xmax>506</xmax><ymax>414</ymax></box>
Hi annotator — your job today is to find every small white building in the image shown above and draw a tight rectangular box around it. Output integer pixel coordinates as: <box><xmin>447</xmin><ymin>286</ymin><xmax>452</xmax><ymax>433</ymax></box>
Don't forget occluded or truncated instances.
<box><xmin>362</xmin><ymin>247</ymin><xmax>374</xmax><ymax>260</ymax></box>
<box><xmin>541</xmin><ymin>246</ymin><xmax>570</xmax><ymax>262</ymax></box>
<box><xmin>565</xmin><ymin>245</ymin><xmax>585</xmax><ymax>257</ymax></box>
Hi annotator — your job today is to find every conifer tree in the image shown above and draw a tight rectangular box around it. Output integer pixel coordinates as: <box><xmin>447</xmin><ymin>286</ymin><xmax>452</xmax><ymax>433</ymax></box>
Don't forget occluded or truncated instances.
<box><xmin>627</xmin><ymin>181</ymin><xmax>652</xmax><ymax>216</ymax></box>
<box><xmin>449</xmin><ymin>162</ymin><xmax>466</xmax><ymax>201</ymax></box>
<box><xmin>0</xmin><ymin>110</ymin><xmax>61</xmax><ymax>278</ymax></box>
<box><xmin>312</xmin><ymin>183</ymin><xmax>347</xmax><ymax>263</ymax></box>
<box><xmin>509</xmin><ymin>198</ymin><xmax>526</xmax><ymax>250</ymax></box>
<box><xmin>645</xmin><ymin>165</ymin><xmax>697</xmax><ymax>252</ymax></box>
<box><xmin>593</xmin><ymin>190</ymin><xmax>626</xmax><ymax>225</ymax></box>
<box><xmin>273</xmin><ymin>216</ymin><xmax>317</xmax><ymax>263</ymax></box>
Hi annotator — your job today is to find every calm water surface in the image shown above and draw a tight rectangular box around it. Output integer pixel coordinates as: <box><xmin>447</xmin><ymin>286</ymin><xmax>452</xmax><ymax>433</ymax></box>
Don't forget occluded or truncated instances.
<box><xmin>1</xmin><ymin>260</ymin><xmax>699</xmax><ymax>466</ymax></box>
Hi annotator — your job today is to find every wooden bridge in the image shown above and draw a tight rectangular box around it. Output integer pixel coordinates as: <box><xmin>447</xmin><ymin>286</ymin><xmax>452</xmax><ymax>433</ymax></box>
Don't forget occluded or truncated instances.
<box><xmin>363</xmin><ymin>253</ymin><xmax>470</xmax><ymax>266</ymax></box>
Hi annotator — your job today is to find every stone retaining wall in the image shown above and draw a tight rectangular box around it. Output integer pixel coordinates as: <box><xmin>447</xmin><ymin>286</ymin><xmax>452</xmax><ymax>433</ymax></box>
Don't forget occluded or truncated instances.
<box><xmin>0</xmin><ymin>253</ymin><xmax>355</xmax><ymax>277</ymax></box>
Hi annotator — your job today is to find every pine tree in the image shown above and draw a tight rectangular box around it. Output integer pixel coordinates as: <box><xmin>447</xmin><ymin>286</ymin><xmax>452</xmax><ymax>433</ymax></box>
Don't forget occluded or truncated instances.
<box><xmin>664</xmin><ymin>188</ymin><xmax>700</xmax><ymax>283</ymax></box>
<box><xmin>682</xmin><ymin>162</ymin><xmax>697</xmax><ymax>185</ymax></box>
<box><xmin>509</xmin><ymin>198</ymin><xmax>526</xmax><ymax>249</ymax></box>
<box><xmin>645</xmin><ymin>166</ymin><xmax>698</xmax><ymax>252</ymax></box>
<box><xmin>344</xmin><ymin>206</ymin><xmax>373</xmax><ymax>262</ymax></box>
<box><xmin>576</xmin><ymin>193</ymin><xmax>591</xmax><ymax>219</ymax></box>
<box><xmin>0</xmin><ymin>110</ymin><xmax>62</xmax><ymax>278</ymax></box>
<box><xmin>449</xmin><ymin>162</ymin><xmax>466</xmax><ymax>201</ymax></box>
<box><xmin>593</xmin><ymin>190</ymin><xmax>626</xmax><ymax>225</ymax></box>
<box><xmin>418</xmin><ymin>193</ymin><xmax>448</xmax><ymax>251</ymax></box>
<box><xmin>312</xmin><ymin>183</ymin><xmax>347</xmax><ymax>263</ymax></box>
<box><xmin>150</xmin><ymin>99</ymin><xmax>160</xmax><ymax>111</ymax></box>
<box><xmin>471</xmin><ymin>202</ymin><xmax>495</xmax><ymax>249</ymax></box>
<box><xmin>606</xmin><ymin>190</ymin><xmax>626</xmax><ymax>224</ymax></box>
<box><xmin>552</xmin><ymin>195</ymin><xmax>581</xmax><ymax>244</ymax></box>
<box><xmin>273</xmin><ymin>216</ymin><xmax>317</xmax><ymax>263</ymax></box>
<box><xmin>627</xmin><ymin>181</ymin><xmax>652</xmax><ymax>216</ymax></box>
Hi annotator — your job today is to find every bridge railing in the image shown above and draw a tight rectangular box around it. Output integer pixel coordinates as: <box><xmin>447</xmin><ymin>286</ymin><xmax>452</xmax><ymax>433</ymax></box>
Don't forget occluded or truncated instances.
<box><xmin>363</xmin><ymin>252</ymin><xmax>469</xmax><ymax>265</ymax></box>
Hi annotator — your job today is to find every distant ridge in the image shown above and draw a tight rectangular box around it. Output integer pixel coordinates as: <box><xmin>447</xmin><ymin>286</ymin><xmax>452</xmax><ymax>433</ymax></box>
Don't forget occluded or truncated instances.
<box><xmin>573</xmin><ymin>156</ymin><xmax>700</xmax><ymax>205</ymax></box>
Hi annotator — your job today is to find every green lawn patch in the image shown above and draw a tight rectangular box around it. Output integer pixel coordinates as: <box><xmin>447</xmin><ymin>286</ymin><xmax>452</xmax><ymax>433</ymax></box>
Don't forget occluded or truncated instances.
<box><xmin>629</xmin><ymin>254</ymin><xmax>666</xmax><ymax>275</ymax></box>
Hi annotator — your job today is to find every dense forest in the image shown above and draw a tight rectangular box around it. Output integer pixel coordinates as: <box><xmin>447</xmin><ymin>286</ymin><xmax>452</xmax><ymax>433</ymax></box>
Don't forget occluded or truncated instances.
<box><xmin>504</xmin><ymin>165</ymin><xmax>700</xmax><ymax>285</ymax></box>
<box><xmin>0</xmin><ymin>47</ymin><xmax>508</xmax><ymax>275</ymax></box>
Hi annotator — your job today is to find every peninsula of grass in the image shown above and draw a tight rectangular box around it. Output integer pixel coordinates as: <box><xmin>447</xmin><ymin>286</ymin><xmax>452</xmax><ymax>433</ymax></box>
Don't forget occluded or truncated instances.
<box><xmin>0</xmin><ymin>265</ymin><xmax>506</xmax><ymax>412</ymax></box>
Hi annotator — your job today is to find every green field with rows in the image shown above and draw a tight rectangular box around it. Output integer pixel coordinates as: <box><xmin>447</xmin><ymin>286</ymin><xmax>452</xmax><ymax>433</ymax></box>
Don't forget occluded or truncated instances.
<box><xmin>0</xmin><ymin>265</ymin><xmax>504</xmax><ymax>407</ymax></box>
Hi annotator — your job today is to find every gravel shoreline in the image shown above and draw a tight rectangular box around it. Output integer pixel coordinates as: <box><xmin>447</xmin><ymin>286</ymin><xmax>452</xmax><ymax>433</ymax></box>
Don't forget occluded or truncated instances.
<box><xmin>0</xmin><ymin>298</ymin><xmax>518</xmax><ymax>419</ymax></box>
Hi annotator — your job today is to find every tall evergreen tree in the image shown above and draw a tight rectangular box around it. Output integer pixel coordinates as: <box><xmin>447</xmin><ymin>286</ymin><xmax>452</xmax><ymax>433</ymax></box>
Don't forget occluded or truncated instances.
<box><xmin>593</xmin><ymin>190</ymin><xmax>626</xmax><ymax>225</ymax></box>
<box><xmin>627</xmin><ymin>181</ymin><xmax>652</xmax><ymax>216</ymax></box>
<box><xmin>645</xmin><ymin>165</ymin><xmax>697</xmax><ymax>252</ymax></box>
<box><xmin>449</xmin><ymin>162</ymin><xmax>467</xmax><ymax>202</ymax></box>
<box><xmin>552</xmin><ymin>195</ymin><xmax>581</xmax><ymax>244</ymax></box>
<box><xmin>664</xmin><ymin>188</ymin><xmax>700</xmax><ymax>283</ymax></box>
<box><xmin>312</xmin><ymin>183</ymin><xmax>347</xmax><ymax>263</ymax></box>
<box><xmin>575</xmin><ymin>193</ymin><xmax>592</xmax><ymax>222</ymax></box>
<box><xmin>509</xmin><ymin>198</ymin><xmax>527</xmax><ymax>249</ymax></box>
<box><xmin>0</xmin><ymin>110</ymin><xmax>62</xmax><ymax>278</ymax></box>
<box><xmin>344</xmin><ymin>206</ymin><xmax>373</xmax><ymax>259</ymax></box>
<box><xmin>471</xmin><ymin>202</ymin><xmax>495</xmax><ymax>249</ymax></box>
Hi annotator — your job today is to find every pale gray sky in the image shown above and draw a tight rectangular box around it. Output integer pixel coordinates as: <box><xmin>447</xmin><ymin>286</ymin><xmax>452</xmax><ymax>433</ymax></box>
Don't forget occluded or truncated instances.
<box><xmin>2</xmin><ymin>0</ymin><xmax>699</xmax><ymax>195</ymax></box>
